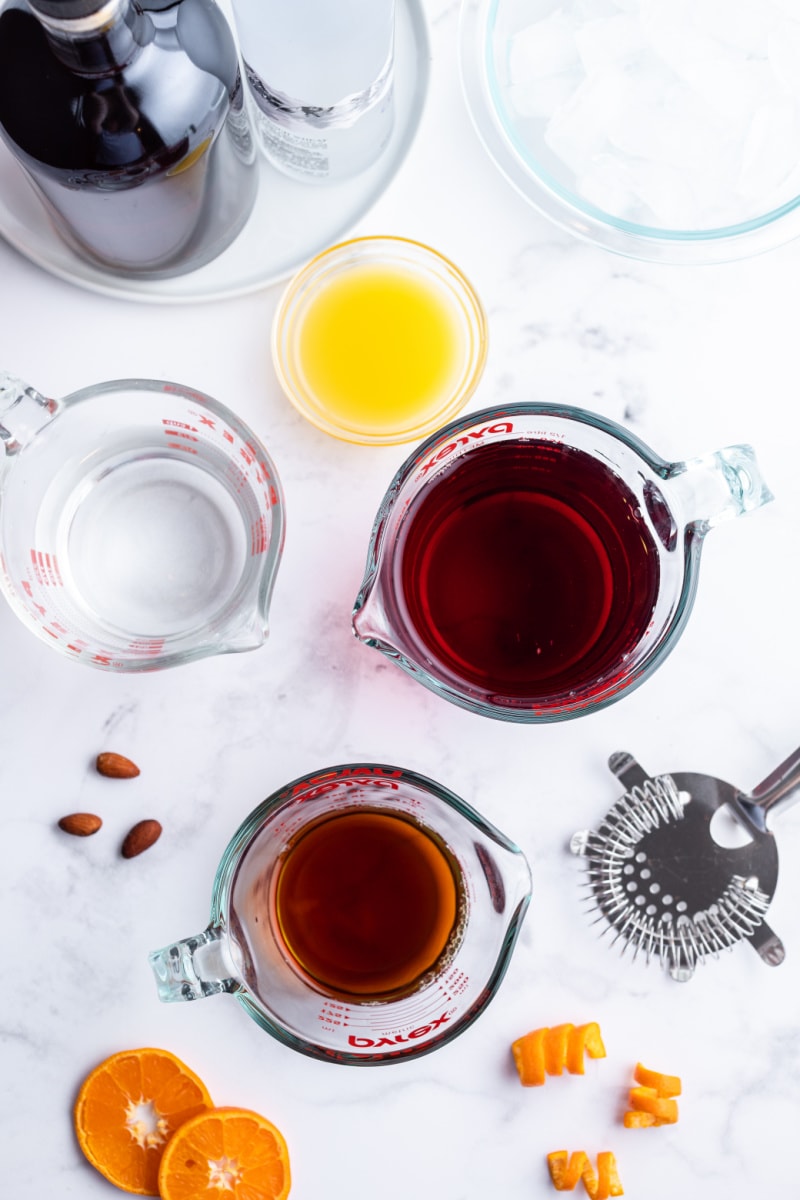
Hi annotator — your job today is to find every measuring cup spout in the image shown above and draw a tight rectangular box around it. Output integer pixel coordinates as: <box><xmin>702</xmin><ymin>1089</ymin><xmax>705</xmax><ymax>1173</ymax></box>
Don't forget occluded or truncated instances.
<box><xmin>666</xmin><ymin>444</ymin><xmax>773</xmax><ymax>533</ymax></box>
<box><xmin>148</xmin><ymin>926</ymin><xmax>241</xmax><ymax>1003</ymax></box>
<box><xmin>0</xmin><ymin>371</ymin><xmax>58</xmax><ymax>456</ymax></box>
<box><xmin>352</xmin><ymin>587</ymin><xmax>399</xmax><ymax>656</ymax></box>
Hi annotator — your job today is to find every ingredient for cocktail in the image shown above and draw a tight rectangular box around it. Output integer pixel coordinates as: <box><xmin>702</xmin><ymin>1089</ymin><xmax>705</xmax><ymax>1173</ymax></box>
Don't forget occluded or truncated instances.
<box><xmin>233</xmin><ymin>0</ymin><xmax>395</xmax><ymax>183</ymax></box>
<box><xmin>58</xmin><ymin>812</ymin><xmax>102</xmax><ymax>836</ymax></box>
<box><xmin>121</xmin><ymin>819</ymin><xmax>163</xmax><ymax>859</ymax></box>
<box><xmin>546</xmin><ymin>1150</ymin><xmax>623</xmax><ymax>1197</ymax></box>
<box><xmin>632</xmin><ymin>1062</ymin><xmax>682</xmax><ymax>1097</ymax></box>
<box><xmin>272</xmin><ymin>236</ymin><xmax>487</xmax><ymax>445</ymax></box>
<box><xmin>504</xmin><ymin>0</ymin><xmax>800</xmax><ymax>231</ymax></box>
<box><xmin>512</xmin><ymin>1022</ymin><xmax>606</xmax><ymax>1086</ymax></box>
<box><xmin>0</xmin><ymin>0</ymin><xmax>256</xmax><ymax>277</ymax></box>
<box><xmin>96</xmin><ymin>752</ymin><xmax>141</xmax><ymax>779</ymax></box>
<box><xmin>158</xmin><ymin>1107</ymin><xmax>291</xmax><ymax>1200</ymax></box>
<box><xmin>73</xmin><ymin>1048</ymin><xmax>212</xmax><ymax>1195</ymax></box>
<box><xmin>623</xmin><ymin>1063</ymin><xmax>682</xmax><ymax>1128</ymax></box>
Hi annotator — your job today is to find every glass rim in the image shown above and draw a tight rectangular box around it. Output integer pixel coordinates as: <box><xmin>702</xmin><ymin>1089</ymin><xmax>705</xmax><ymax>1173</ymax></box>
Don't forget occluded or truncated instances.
<box><xmin>460</xmin><ymin>0</ymin><xmax>800</xmax><ymax>264</ymax></box>
<box><xmin>354</xmin><ymin>401</ymin><xmax>705</xmax><ymax>723</ymax></box>
<box><xmin>271</xmin><ymin>234</ymin><xmax>489</xmax><ymax>446</ymax></box>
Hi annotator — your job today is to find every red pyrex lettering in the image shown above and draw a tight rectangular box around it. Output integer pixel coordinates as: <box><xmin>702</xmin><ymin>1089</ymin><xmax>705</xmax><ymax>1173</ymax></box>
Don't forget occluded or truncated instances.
<box><xmin>290</xmin><ymin>766</ymin><xmax>403</xmax><ymax>798</ymax></box>
<box><xmin>418</xmin><ymin>423</ymin><xmax>514</xmax><ymax>476</ymax></box>
<box><xmin>347</xmin><ymin>1013</ymin><xmax>451</xmax><ymax>1047</ymax></box>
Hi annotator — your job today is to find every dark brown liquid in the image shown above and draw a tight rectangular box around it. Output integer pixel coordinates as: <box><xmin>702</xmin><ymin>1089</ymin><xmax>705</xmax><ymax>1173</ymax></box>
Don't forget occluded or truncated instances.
<box><xmin>399</xmin><ymin>439</ymin><xmax>660</xmax><ymax>704</ymax></box>
<box><xmin>274</xmin><ymin>811</ymin><xmax>459</xmax><ymax>998</ymax></box>
<box><xmin>0</xmin><ymin>2</ymin><xmax>255</xmax><ymax>276</ymax></box>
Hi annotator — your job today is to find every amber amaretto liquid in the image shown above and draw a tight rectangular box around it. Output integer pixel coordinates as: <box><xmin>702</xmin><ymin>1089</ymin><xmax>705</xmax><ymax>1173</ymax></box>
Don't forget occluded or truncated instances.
<box><xmin>274</xmin><ymin>810</ymin><xmax>459</xmax><ymax>997</ymax></box>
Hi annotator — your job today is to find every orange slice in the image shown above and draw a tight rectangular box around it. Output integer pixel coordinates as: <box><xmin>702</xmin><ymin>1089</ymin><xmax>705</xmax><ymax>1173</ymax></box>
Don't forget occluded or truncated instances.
<box><xmin>74</xmin><ymin>1047</ymin><xmax>212</xmax><ymax>1195</ymax></box>
<box><xmin>158</xmin><ymin>1107</ymin><xmax>291</xmax><ymax>1200</ymax></box>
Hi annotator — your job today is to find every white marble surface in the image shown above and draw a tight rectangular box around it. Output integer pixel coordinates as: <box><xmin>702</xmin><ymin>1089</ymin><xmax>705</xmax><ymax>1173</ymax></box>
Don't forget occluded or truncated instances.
<box><xmin>2</xmin><ymin>1</ymin><xmax>800</xmax><ymax>1197</ymax></box>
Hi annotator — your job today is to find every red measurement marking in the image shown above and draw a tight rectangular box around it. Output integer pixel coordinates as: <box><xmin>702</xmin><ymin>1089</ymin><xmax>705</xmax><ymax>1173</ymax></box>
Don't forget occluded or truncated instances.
<box><xmin>251</xmin><ymin>516</ymin><xmax>268</xmax><ymax>555</ymax></box>
<box><xmin>223</xmin><ymin>429</ymin><xmax>234</xmax><ymax>444</ymax></box>
<box><xmin>92</xmin><ymin>654</ymin><xmax>112</xmax><ymax>664</ymax></box>
<box><xmin>127</xmin><ymin>638</ymin><xmax>165</xmax><ymax>656</ymax></box>
<box><xmin>165</xmin><ymin>429</ymin><xmax>199</xmax><ymax>443</ymax></box>
<box><xmin>162</xmin><ymin>418</ymin><xmax>196</xmax><ymax>430</ymax></box>
<box><xmin>166</xmin><ymin>442</ymin><xmax>199</xmax><ymax>454</ymax></box>
<box><xmin>198</xmin><ymin>415</ymin><xmax>216</xmax><ymax>428</ymax></box>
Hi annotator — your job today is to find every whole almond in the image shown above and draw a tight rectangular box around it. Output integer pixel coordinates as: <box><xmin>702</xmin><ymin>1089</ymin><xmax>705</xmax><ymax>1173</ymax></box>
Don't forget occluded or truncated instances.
<box><xmin>96</xmin><ymin>752</ymin><xmax>140</xmax><ymax>779</ymax></box>
<box><xmin>58</xmin><ymin>812</ymin><xmax>102</xmax><ymax>837</ymax></box>
<box><xmin>121</xmin><ymin>819</ymin><xmax>162</xmax><ymax>859</ymax></box>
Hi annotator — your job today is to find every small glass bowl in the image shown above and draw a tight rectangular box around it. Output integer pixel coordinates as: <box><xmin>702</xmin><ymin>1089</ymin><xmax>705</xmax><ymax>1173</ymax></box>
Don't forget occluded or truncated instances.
<box><xmin>271</xmin><ymin>236</ymin><xmax>488</xmax><ymax>445</ymax></box>
<box><xmin>460</xmin><ymin>0</ymin><xmax>800</xmax><ymax>264</ymax></box>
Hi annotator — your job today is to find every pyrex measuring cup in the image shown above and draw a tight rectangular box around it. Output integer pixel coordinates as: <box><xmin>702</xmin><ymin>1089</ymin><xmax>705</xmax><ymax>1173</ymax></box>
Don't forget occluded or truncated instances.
<box><xmin>149</xmin><ymin>763</ymin><xmax>532</xmax><ymax>1065</ymax></box>
<box><xmin>0</xmin><ymin>372</ymin><xmax>285</xmax><ymax>671</ymax></box>
<box><xmin>353</xmin><ymin>402</ymin><xmax>773</xmax><ymax>722</ymax></box>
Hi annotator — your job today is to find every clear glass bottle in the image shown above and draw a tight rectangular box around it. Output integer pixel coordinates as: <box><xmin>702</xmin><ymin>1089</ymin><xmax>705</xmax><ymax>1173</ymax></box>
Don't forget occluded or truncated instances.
<box><xmin>0</xmin><ymin>0</ymin><xmax>257</xmax><ymax>278</ymax></box>
<box><xmin>232</xmin><ymin>0</ymin><xmax>395</xmax><ymax>185</ymax></box>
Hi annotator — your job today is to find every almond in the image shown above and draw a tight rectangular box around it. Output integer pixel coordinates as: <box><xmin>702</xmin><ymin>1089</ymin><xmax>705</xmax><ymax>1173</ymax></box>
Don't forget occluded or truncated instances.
<box><xmin>121</xmin><ymin>819</ymin><xmax>162</xmax><ymax>859</ymax></box>
<box><xmin>96</xmin><ymin>752</ymin><xmax>140</xmax><ymax>779</ymax></box>
<box><xmin>58</xmin><ymin>812</ymin><xmax>102</xmax><ymax>837</ymax></box>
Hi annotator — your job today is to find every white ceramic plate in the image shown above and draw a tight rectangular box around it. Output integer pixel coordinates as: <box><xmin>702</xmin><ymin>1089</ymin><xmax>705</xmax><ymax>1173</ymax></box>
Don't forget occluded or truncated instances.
<box><xmin>0</xmin><ymin>0</ymin><xmax>429</xmax><ymax>303</ymax></box>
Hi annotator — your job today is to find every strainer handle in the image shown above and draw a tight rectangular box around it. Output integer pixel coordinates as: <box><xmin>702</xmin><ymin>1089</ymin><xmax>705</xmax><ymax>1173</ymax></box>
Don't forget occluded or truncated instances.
<box><xmin>741</xmin><ymin>746</ymin><xmax>800</xmax><ymax>828</ymax></box>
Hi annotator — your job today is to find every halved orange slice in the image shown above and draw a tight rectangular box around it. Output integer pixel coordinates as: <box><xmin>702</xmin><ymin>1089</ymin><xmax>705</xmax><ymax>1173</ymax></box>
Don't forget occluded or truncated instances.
<box><xmin>74</xmin><ymin>1047</ymin><xmax>212</xmax><ymax>1195</ymax></box>
<box><xmin>158</xmin><ymin>1107</ymin><xmax>291</xmax><ymax>1200</ymax></box>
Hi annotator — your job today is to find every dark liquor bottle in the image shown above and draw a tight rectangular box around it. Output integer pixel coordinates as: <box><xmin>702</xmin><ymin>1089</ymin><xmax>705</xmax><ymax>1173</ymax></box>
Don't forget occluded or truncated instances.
<box><xmin>0</xmin><ymin>0</ymin><xmax>257</xmax><ymax>278</ymax></box>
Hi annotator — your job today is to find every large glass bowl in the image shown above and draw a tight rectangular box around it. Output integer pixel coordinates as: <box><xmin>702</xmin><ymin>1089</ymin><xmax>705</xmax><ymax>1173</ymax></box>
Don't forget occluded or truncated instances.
<box><xmin>459</xmin><ymin>0</ymin><xmax>800</xmax><ymax>263</ymax></box>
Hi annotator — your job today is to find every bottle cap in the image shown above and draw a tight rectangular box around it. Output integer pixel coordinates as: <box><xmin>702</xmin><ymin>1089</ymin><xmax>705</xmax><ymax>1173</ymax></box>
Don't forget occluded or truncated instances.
<box><xmin>27</xmin><ymin>0</ymin><xmax>119</xmax><ymax>22</ymax></box>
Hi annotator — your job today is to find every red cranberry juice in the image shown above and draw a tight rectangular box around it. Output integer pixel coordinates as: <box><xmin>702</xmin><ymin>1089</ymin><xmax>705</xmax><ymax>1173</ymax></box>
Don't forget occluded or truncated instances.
<box><xmin>398</xmin><ymin>439</ymin><xmax>660</xmax><ymax>701</ymax></box>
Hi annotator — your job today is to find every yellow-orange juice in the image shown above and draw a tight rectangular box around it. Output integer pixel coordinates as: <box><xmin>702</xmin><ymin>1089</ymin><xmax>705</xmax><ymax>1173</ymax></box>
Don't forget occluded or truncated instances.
<box><xmin>293</xmin><ymin>261</ymin><xmax>467</xmax><ymax>439</ymax></box>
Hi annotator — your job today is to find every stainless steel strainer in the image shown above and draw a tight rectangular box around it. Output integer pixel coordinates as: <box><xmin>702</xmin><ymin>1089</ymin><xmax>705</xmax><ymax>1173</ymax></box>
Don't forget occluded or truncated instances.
<box><xmin>570</xmin><ymin>747</ymin><xmax>800</xmax><ymax>981</ymax></box>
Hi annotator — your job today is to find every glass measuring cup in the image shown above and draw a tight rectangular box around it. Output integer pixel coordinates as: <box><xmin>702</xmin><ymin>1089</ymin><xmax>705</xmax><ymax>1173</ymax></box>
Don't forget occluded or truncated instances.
<box><xmin>0</xmin><ymin>372</ymin><xmax>285</xmax><ymax>671</ymax></box>
<box><xmin>352</xmin><ymin>402</ymin><xmax>773</xmax><ymax>722</ymax></box>
<box><xmin>149</xmin><ymin>763</ymin><xmax>532</xmax><ymax>1065</ymax></box>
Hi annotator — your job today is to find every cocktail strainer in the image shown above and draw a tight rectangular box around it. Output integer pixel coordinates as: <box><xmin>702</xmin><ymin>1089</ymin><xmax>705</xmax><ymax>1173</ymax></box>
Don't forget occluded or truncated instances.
<box><xmin>570</xmin><ymin>747</ymin><xmax>800</xmax><ymax>981</ymax></box>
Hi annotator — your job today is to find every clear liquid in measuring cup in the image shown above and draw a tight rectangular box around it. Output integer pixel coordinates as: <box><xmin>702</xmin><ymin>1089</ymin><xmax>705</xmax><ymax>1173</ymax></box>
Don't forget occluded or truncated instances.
<box><xmin>39</xmin><ymin>443</ymin><xmax>255</xmax><ymax>640</ymax></box>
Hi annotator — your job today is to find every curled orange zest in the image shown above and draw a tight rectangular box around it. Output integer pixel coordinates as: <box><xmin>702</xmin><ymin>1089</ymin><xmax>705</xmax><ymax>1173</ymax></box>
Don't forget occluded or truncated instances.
<box><xmin>633</xmin><ymin>1062</ymin><xmax>682</xmax><ymax>1098</ymax></box>
<box><xmin>622</xmin><ymin>1111</ymin><xmax>657</xmax><ymax>1129</ymax></box>
<box><xmin>567</xmin><ymin>1023</ymin><xmax>607</xmax><ymax>1076</ymax></box>
<box><xmin>512</xmin><ymin>1023</ymin><xmax>606</xmax><ymax>1086</ymax></box>
<box><xmin>546</xmin><ymin>1150</ymin><xmax>623</xmax><ymax>1197</ymax></box>
<box><xmin>627</xmin><ymin>1086</ymin><xmax>679</xmax><ymax>1124</ymax></box>
<box><xmin>547</xmin><ymin>1150</ymin><xmax>590</xmax><ymax>1191</ymax></box>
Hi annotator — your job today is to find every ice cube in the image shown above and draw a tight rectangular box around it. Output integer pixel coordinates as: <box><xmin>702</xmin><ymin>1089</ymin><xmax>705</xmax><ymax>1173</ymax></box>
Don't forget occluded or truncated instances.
<box><xmin>737</xmin><ymin>100</ymin><xmax>800</xmax><ymax>201</ymax></box>
<box><xmin>574</xmin><ymin>13</ymin><xmax>647</xmax><ymax>73</ymax></box>
<box><xmin>680</xmin><ymin>58</ymin><xmax>778</xmax><ymax>122</ymax></box>
<box><xmin>544</xmin><ymin>73</ymin><xmax>623</xmax><ymax>176</ymax></box>
<box><xmin>508</xmin><ymin>11</ymin><xmax>582</xmax><ymax>83</ymax></box>
<box><xmin>691</xmin><ymin>0</ymin><xmax>771</xmax><ymax>58</ymax></box>
<box><xmin>508</xmin><ymin>69</ymin><xmax>584</xmax><ymax>120</ymax></box>
<box><xmin>624</xmin><ymin>158</ymin><xmax>698</xmax><ymax>227</ymax></box>
<box><xmin>575</xmin><ymin>154</ymin><xmax>642</xmax><ymax>219</ymax></box>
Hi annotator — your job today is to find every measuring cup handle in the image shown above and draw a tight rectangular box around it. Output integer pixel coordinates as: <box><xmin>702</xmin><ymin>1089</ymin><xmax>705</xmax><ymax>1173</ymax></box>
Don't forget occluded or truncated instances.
<box><xmin>148</xmin><ymin>926</ymin><xmax>241</xmax><ymax>1003</ymax></box>
<box><xmin>0</xmin><ymin>371</ymin><xmax>58</xmax><ymax>454</ymax></box>
<box><xmin>740</xmin><ymin>747</ymin><xmax>800</xmax><ymax>827</ymax></box>
<box><xmin>668</xmin><ymin>445</ymin><xmax>773</xmax><ymax>532</ymax></box>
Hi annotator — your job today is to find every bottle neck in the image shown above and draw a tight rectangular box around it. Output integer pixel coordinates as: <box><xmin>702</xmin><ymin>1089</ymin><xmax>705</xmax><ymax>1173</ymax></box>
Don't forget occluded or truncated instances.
<box><xmin>33</xmin><ymin>0</ymin><xmax>147</xmax><ymax>74</ymax></box>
